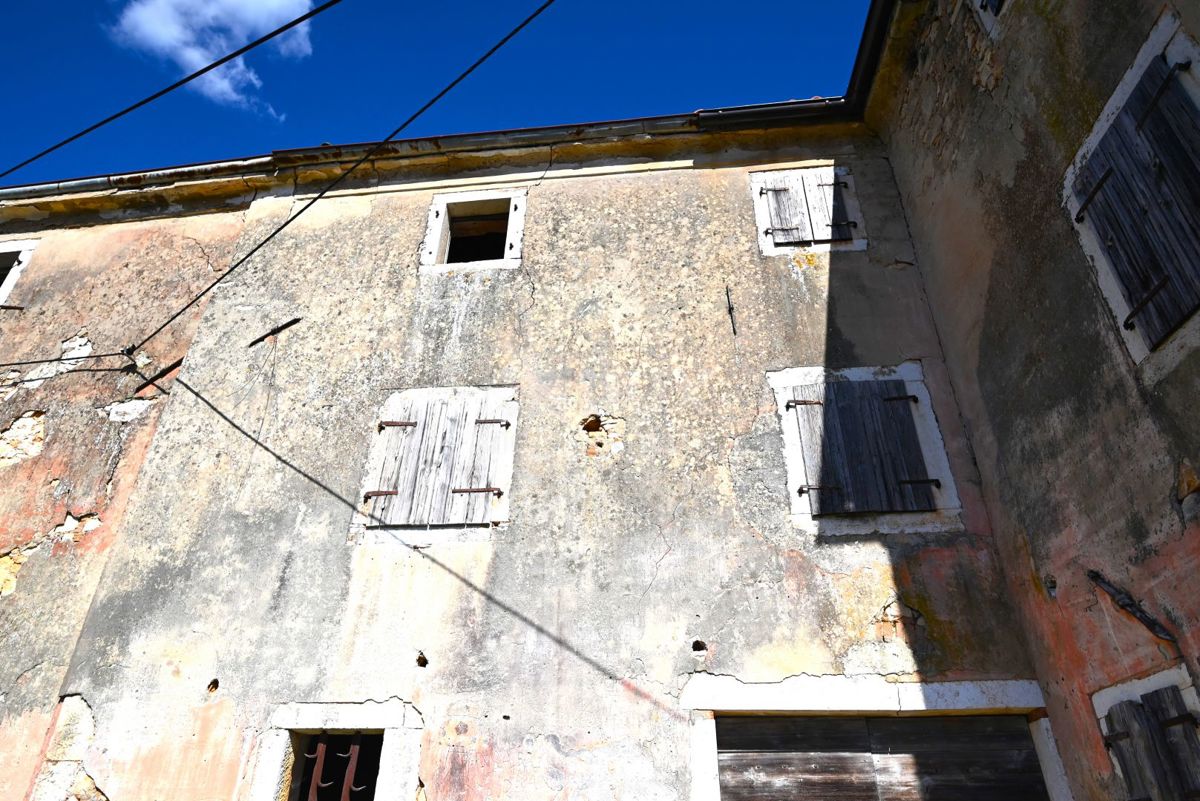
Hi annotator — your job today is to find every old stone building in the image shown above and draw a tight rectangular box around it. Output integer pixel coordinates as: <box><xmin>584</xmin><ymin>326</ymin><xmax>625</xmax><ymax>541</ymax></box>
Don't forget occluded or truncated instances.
<box><xmin>2</xmin><ymin>0</ymin><xmax>1198</xmax><ymax>799</ymax></box>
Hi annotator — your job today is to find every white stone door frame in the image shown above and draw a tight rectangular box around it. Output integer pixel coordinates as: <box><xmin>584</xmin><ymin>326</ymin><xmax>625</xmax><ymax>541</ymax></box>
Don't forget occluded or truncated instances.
<box><xmin>680</xmin><ymin>674</ymin><xmax>1074</xmax><ymax>801</ymax></box>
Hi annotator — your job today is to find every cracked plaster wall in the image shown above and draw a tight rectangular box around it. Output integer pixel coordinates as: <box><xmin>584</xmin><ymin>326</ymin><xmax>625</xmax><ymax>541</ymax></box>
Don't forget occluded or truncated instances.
<box><xmin>44</xmin><ymin>126</ymin><xmax>1037</xmax><ymax>799</ymax></box>
<box><xmin>0</xmin><ymin>216</ymin><xmax>241</xmax><ymax>800</ymax></box>
<box><xmin>870</xmin><ymin>1</ymin><xmax>1200</xmax><ymax>798</ymax></box>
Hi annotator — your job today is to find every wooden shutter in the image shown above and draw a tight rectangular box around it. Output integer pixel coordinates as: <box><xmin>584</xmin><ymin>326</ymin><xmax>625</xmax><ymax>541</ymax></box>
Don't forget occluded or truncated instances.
<box><xmin>1106</xmin><ymin>687</ymin><xmax>1200</xmax><ymax>801</ymax></box>
<box><xmin>1072</xmin><ymin>53</ymin><xmax>1200</xmax><ymax>349</ymax></box>
<box><xmin>758</xmin><ymin>167</ymin><xmax>856</xmax><ymax>247</ymax></box>
<box><xmin>716</xmin><ymin>715</ymin><xmax>1049</xmax><ymax>801</ymax></box>
<box><xmin>790</xmin><ymin>379</ymin><xmax>936</xmax><ymax>516</ymax></box>
<box><xmin>360</xmin><ymin>387</ymin><xmax>517</xmax><ymax>527</ymax></box>
<box><xmin>761</xmin><ymin>172</ymin><xmax>814</xmax><ymax>247</ymax></box>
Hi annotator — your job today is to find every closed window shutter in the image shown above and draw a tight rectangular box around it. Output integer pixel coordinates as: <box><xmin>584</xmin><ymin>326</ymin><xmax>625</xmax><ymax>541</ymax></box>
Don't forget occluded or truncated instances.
<box><xmin>801</xmin><ymin>167</ymin><xmax>856</xmax><ymax>243</ymax></box>
<box><xmin>791</xmin><ymin>380</ymin><xmax>936</xmax><ymax>516</ymax></box>
<box><xmin>1073</xmin><ymin>54</ymin><xmax>1200</xmax><ymax>349</ymax></box>
<box><xmin>761</xmin><ymin>172</ymin><xmax>814</xmax><ymax>246</ymax></box>
<box><xmin>1144</xmin><ymin>686</ymin><xmax>1200</xmax><ymax>797</ymax></box>
<box><xmin>1105</xmin><ymin>688</ymin><xmax>1200</xmax><ymax>801</ymax></box>
<box><xmin>361</xmin><ymin>387</ymin><xmax>518</xmax><ymax>527</ymax></box>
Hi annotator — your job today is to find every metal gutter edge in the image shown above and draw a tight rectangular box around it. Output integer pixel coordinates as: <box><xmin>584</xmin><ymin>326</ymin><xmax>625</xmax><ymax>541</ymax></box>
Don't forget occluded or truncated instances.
<box><xmin>845</xmin><ymin>0</ymin><xmax>901</xmax><ymax>115</ymax></box>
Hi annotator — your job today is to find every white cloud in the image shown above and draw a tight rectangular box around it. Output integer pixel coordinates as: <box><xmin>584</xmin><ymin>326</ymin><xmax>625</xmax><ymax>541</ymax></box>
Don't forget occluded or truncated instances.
<box><xmin>112</xmin><ymin>0</ymin><xmax>315</xmax><ymax>115</ymax></box>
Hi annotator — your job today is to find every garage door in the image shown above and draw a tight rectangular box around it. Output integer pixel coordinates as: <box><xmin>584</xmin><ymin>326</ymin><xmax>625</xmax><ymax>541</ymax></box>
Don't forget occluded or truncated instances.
<box><xmin>716</xmin><ymin>715</ymin><xmax>1050</xmax><ymax>801</ymax></box>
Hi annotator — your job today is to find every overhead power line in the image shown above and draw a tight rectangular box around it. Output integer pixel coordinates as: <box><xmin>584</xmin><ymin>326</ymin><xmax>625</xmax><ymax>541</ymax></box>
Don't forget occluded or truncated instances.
<box><xmin>130</xmin><ymin>0</ymin><xmax>561</xmax><ymax>353</ymax></box>
<box><xmin>0</xmin><ymin>0</ymin><xmax>562</xmax><ymax>373</ymax></box>
<box><xmin>0</xmin><ymin>0</ymin><xmax>346</xmax><ymax>181</ymax></box>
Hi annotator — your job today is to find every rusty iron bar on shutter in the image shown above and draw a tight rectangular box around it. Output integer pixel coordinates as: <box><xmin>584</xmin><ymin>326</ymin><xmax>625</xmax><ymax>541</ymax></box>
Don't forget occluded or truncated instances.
<box><xmin>338</xmin><ymin>734</ymin><xmax>362</xmax><ymax>801</ymax></box>
<box><xmin>764</xmin><ymin>228</ymin><xmax>807</xmax><ymax>239</ymax></box>
<box><xmin>475</xmin><ymin>418</ymin><xmax>511</xmax><ymax>429</ymax></box>
<box><xmin>759</xmin><ymin>186</ymin><xmax>788</xmax><ymax>196</ymax></box>
<box><xmin>786</xmin><ymin>399</ymin><xmax>822</xmax><ymax>409</ymax></box>
<box><xmin>452</xmin><ymin>487</ymin><xmax>504</xmax><ymax>497</ymax></box>
<box><xmin>1122</xmin><ymin>275</ymin><xmax>1170</xmax><ymax>330</ymax></box>
<box><xmin>305</xmin><ymin>734</ymin><xmax>329</xmax><ymax>801</ymax></box>
<box><xmin>1136</xmin><ymin>60</ymin><xmax>1192</xmax><ymax>131</ymax></box>
<box><xmin>1162</xmin><ymin>712</ymin><xmax>1199</xmax><ymax>727</ymax></box>
<box><xmin>378</xmin><ymin>420</ymin><xmax>417</xmax><ymax>432</ymax></box>
<box><xmin>1074</xmin><ymin>167</ymin><xmax>1113</xmax><ymax>222</ymax></box>
<box><xmin>797</xmin><ymin>485</ymin><xmax>840</xmax><ymax>496</ymax></box>
<box><xmin>363</xmin><ymin>490</ymin><xmax>398</xmax><ymax>501</ymax></box>
<box><xmin>0</xmin><ymin>304</ymin><xmax>23</xmax><ymax>311</ymax></box>
<box><xmin>1087</xmin><ymin>569</ymin><xmax>1177</xmax><ymax>642</ymax></box>
<box><xmin>899</xmin><ymin>478</ymin><xmax>942</xmax><ymax>488</ymax></box>
<box><xmin>883</xmin><ymin>394</ymin><xmax>919</xmax><ymax>404</ymax></box>
<box><xmin>818</xmin><ymin>181</ymin><xmax>849</xmax><ymax>188</ymax></box>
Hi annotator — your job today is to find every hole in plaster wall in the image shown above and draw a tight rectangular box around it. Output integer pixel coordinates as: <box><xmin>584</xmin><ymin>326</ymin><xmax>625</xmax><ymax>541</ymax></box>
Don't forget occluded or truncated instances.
<box><xmin>502</xmin><ymin>714</ymin><xmax>510</xmax><ymax>720</ymax></box>
<box><xmin>416</xmin><ymin>651</ymin><xmax>428</xmax><ymax>668</ymax></box>
<box><xmin>576</xmin><ymin>413</ymin><xmax>625</xmax><ymax>457</ymax></box>
<box><xmin>1044</xmin><ymin>575</ymin><xmax>1058</xmax><ymax>600</ymax></box>
<box><xmin>207</xmin><ymin>678</ymin><xmax>219</xmax><ymax>693</ymax></box>
<box><xmin>692</xmin><ymin>640</ymin><xmax>708</xmax><ymax>653</ymax></box>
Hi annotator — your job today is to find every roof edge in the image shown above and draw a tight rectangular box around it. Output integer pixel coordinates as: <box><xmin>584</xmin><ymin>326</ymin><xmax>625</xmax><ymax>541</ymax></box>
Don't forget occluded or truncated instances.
<box><xmin>0</xmin><ymin>1</ymin><xmax>898</xmax><ymax>202</ymax></box>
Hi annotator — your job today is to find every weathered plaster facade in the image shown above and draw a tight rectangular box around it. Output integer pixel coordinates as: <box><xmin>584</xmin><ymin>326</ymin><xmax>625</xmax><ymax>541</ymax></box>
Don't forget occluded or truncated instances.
<box><xmin>1</xmin><ymin>2</ymin><xmax>1197</xmax><ymax>799</ymax></box>
<box><xmin>871</xmin><ymin>0</ymin><xmax>1200</xmax><ymax>797</ymax></box>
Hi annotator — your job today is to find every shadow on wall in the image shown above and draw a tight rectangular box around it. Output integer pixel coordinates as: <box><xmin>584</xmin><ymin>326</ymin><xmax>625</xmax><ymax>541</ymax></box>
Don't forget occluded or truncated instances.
<box><xmin>800</xmin><ymin>160</ymin><xmax>1050</xmax><ymax>796</ymax></box>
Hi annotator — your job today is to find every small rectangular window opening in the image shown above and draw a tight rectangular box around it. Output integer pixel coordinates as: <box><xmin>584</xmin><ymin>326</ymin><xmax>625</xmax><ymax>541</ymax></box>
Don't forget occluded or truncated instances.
<box><xmin>0</xmin><ymin>251</ymin><xmax>19</xmax><ymax>287</ymax></box>
<box><xmin>445</xmin><ymin>198</ymin><xmax>510</xmax><ymax>264</ymax></box>
<box><xmin>292</xmin><ymin>732</ymin><xmax>383</xmax><ymax>801</ymax></box>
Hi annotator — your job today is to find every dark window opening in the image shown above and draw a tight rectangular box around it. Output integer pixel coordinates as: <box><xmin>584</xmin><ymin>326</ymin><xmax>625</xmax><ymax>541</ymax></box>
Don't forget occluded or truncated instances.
<box><xmin>0</xmin><ymin>251</ymin><xmax>19</xmax><ymax>287</ymax></box>
<box><xmin>293</xmin><ymin>732</ymin><xmax>383</xmax><ymax>801</ymax></box>
<box><xmin>716</xmin><ymin>715</ymin><xmax>1050</xmax><ymax>800</ymax></box>
<box><xmin>980</xmin><ymin>0</ymin><xmax>1005</xmax><ymax>15</ymax></box>
<box><xmin>445</xmin><ymin>199</ymin><xmax>510</xmax><ymax>263</ymax></box>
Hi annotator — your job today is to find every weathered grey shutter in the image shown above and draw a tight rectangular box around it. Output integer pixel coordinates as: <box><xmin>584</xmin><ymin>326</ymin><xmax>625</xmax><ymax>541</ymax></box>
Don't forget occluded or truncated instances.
<box><xmin>361</xmin><ymin>387</ymin><xmax>517</xmax><ymax>527</ymax></box>
<box><xmin>791</xmin><ymin>379</ymin><xmax>936</xmax><ymax>516</ymax></box>
<box><xmin>1107</xmin><ymin>687</ymin><xmax>1200</xmax><ymax>801</ymax></box>
<box><xmin>802</xmin><ymin>168</ymin><xmax>856</xmax><ymax>243</ymax></box>
<box><xmin>761</xmin><ymin>172</ymin><xmax>814</xmax><ymax>246</ymax></box>
<box><xmin>1072</xmin><ymin>54</ymin><xmax>1200</xmax><ymax>349</ymax></box>
<box><xmin>1144</xmin><ymin>686</ymin><xmax>1200</xmax><ymax>798</ymax></box>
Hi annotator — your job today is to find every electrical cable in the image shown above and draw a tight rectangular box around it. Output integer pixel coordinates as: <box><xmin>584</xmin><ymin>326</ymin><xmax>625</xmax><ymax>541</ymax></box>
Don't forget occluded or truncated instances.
<box><xmin>130</xmin><ymin>0</ymin><xmax>560</xmax><ymax>354</ymax></box>
<box><xmin>0</xmin><ymin>0</ymin><xmax>561</xmax><ymax>373</ymax></box>
<box><xmin>0</xmin><ymin>0</ymin><xmax>346</xmax><ymax>181</ymax></box>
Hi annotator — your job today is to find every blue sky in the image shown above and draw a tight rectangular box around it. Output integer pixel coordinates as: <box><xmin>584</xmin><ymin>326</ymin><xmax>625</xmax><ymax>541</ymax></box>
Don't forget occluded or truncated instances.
<box><xmin>2</xmin><ymin>1</ymin><xmax>870</xmax><ymax>187</ymax></box>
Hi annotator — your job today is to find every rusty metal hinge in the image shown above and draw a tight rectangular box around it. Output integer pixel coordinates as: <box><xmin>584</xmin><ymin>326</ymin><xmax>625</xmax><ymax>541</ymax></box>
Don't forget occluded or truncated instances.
<box><xmin>786</xmin><ymin>399</ymin><xmax>822</xmax><ymax>409</ymax></box>
<box><xmin>899</xmin><ymin>478</ymin><xmax>941</xmax><ymax>489</ymax></box>
<box><xmin>1122</xmin><ymin>275</ymin><xmax>1169</xmax><ymax>330</ymax></box>
<box><xmin>363</xmin><ymin>490</ymin><xmax>398</xmax><ymax>502</ymax></box>
<box><xmin>798</xmin><ymin>485</ymin><xmax>840</xmax><ymax>496</ymax></box>
<box><xmin>883</xmin><ymin>394</ymin><xmax>919</xmax><ymax>404</ymax></box>
<box><xmin>1074</xmin><ymin>167</ymin><xmax>1112</xmax><ymax>223</ymax></box>
<box><xmin>452</xmin><ymin>487</ymin><xmax>504</xmax><ymax>497</ymax></box>
<box><xmin>475</xmin><ymin>418</ymin><xmax>511</xmax><ymax>429</ymax></box>
<box><xmin>378</xmin><ymin>420</ymin><xmax>417</xmax><ymax>432</ymax></box>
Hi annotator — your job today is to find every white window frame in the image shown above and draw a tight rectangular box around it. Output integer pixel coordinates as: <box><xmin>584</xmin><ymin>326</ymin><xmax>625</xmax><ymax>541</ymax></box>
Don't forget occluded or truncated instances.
<box><xmin>681</xmin><ymin>674</ymin><xmax>1074</xmax><ymax>801</ymax></box>
<box><xmin>749</xmin><ymin>164</ymin><xmax>868</xmax><ymax>257</ymax></box>
<box><xmin>1063</xmin><ymin>11</ymin><xmax>1200</xmax><ymax>381</ymax></box>
<box><xmin>0</xmin><ymin>239</ymin><xmax>38</xmax><ymax>306</ymax></box>
<box><xmin>768</xmin><ymin>362</ymin><xmax>962</xmax><ymax>537</ymax></box>
<box><xmin>419</xmin><ymin>187</ymin><xmax>527</xmax><ymax>273</ymax></box>
<box><xmin>245</xmin><ymin>699</ymin><xmax>423</xmax><ymax>801</ymax></box>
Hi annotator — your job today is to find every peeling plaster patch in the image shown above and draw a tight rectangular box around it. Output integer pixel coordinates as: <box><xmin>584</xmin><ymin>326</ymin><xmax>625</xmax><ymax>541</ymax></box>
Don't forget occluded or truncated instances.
<box><xmin>0</xmin><ymin>410</ymin><xmax>46</xmax><ymax>467</ymax></box>
<box><xmin>0</xmin><ymin>546</ymin><xmax>32</xmax><ymax>596</ymax></box>
<box><xmin>20</xmin><ymin>332</ymin><xmax>94</xmax><ymax>391</ymax></box>
<box><xmin>577</xmin><ymin>413</ymin><xmax>625</xmax><ymax>457</ymax></box>
<box><xmin>51</xmin><ymin>514</ymin><xmax>103</xmax><ymax>543</ymax></box>
<box><xmin>100</xmin><ymin>398</ymin><xmax>156</xmax><ymax>423</ymax></box>
<box><xmin>29</xmin><ymin>696</ymin><xmax>109</xmax><ymax>801</ymax></box>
